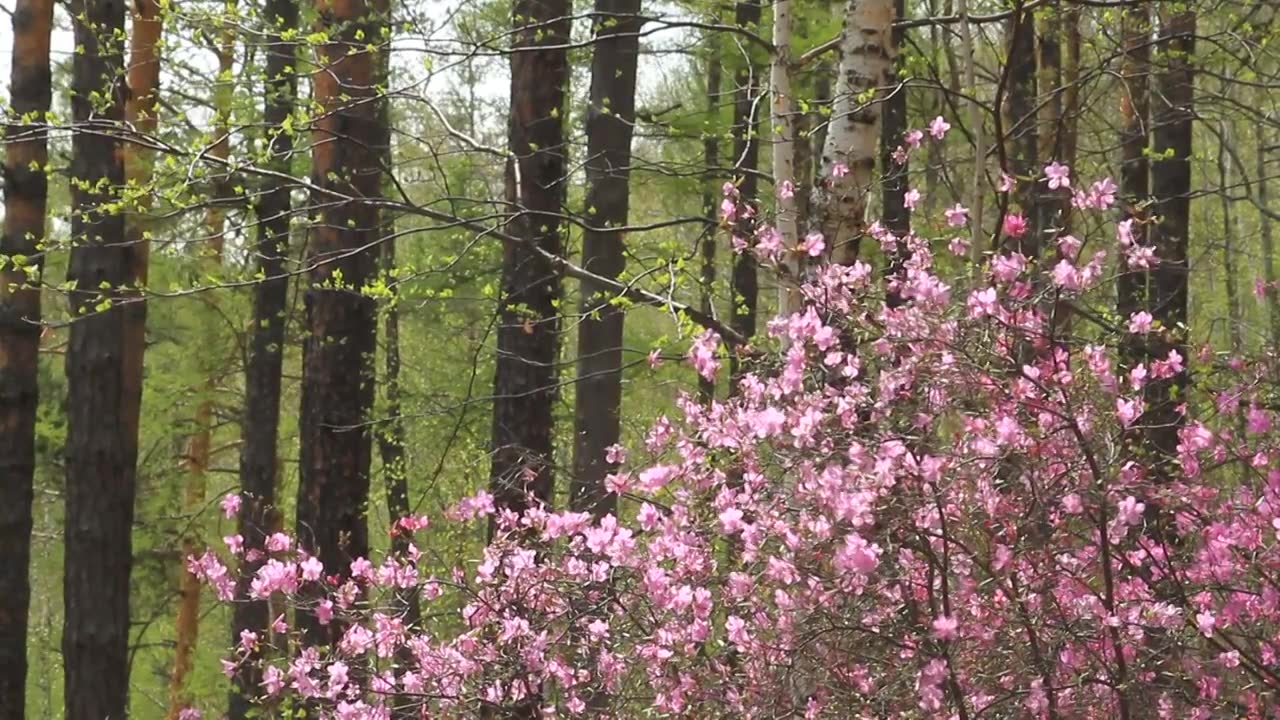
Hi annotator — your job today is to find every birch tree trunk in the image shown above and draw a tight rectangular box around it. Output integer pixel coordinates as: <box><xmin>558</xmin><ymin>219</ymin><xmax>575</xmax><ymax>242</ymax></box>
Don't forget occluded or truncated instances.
<box><xmin>813</xmin><ymin>0</ymin><xmax>894</xmax><ymax>267</ymax></box>
<box><xmin>772</xmin><ymin>0</ymin><xmax>802</xmax><ymax>315</ymax></box>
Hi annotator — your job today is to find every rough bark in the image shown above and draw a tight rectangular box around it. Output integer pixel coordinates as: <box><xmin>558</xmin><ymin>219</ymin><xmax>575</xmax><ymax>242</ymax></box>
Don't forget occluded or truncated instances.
<box><xmin>295</xmin><ymin>0</ymin><xmax>381</xmax><ymax>646</ymax></box>
<box><xmin>814</xmin><ymin>0</ymin><xmax>894</xmax><ymax>266</ymax></box>
<box><xmin>489</xmin><ymin>0</ymin><xmax>571</xmax><ymax>524</ymax></box>
<box><xmin>0</xmin><ymin>0</ymin><xmax>53</xmax><ymax>712</ymax></box>
<box><xmin>1116</xmin><ymin>4</ymin><xmax>1150</xmax><ymax>372</ymax></box>
<box><xmin>229</xmin><ymin>0</ymin><xmax>297</xmax><ymax>713</ymax></box>
<box><xmin>880</xmin><ymin>0</ymin><xmax>909</xmax><ymax>307</ymax></box>
<box><xmin>699</xmin><ymin>36</ymin><xmax>721</xmax><ymax>403</ymax></box>
<box><xmin>1005</xmin><ymin>3</ymin><xmax>1041</xmax><ymax>258</ymax></box>
<box><xmin>1144</xmin><ymin>8</ymin><xmax>1195</xmax><ymax>473</ymax></box>
<box><xmin>1260</xmin><ymin>134</ymin><xmax>1279</xmax><ymax>350</ymax></box>
<box><xmin>63</xmin><ymin>0</ymin><xmax>138</xmax><ymax>715</ymax></box>
<box><xmin>570</xmin><ymin>0</ymin><xmax>642</xmax><ymax>518</ymax></box>
<box><xmin>729</xmin><ymin>0</ymin><xmax>762</xmax><ymax>368</ymax></box>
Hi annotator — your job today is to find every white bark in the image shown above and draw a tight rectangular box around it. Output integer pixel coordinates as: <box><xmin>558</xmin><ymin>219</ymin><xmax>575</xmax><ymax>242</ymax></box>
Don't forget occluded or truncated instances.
<box><xmin>772</xmin><ymin>0</ymin><xmax>804</xmax><ymax>316</ymax></box>
<box><xmin>813</xmin><ymin>0</ymin><xmax>895</xmax><ymax>267</ymax></box>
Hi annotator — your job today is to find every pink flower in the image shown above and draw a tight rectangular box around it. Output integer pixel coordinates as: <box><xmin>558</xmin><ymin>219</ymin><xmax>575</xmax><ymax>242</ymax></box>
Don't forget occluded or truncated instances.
<box><xmin>604</xmin><ymin>443</ymin><xmax>627</xmax><ymax>464</ymax></box>
<box><xmin>1128</xmin><ymin>311</ymin><xmax>1153</xmax><ymax>334</ymax></box>
<box><xmin>904</xmin><ymin>129</ymin><xmax>924</xmax><ymax>148</ymax></box>
<box><xmin>725</xmin><ymin>615</ymin><xmax>750</xmax><ymax>646</ymax></box>
<box><xmin>834</xmin><ymin>533</ymin><xmax>881</xmax><ymax>576</ymax></box>
<box><xmin>947</xmin><ymin>236</ymin><xmax>969</xmax><ymax>256</ymax></box>
<box><xmin>1116</xmin><ymin>397</ymin><xmax>1143</xmax><ymax>427</ymax></box>
<box><xmin>777</xmin><ymin>180</ymin><xmax>794</xmax><ymax>200</ymax></box>
<box><xmin>945</xmin><ymin>203</ymin><xmax>969</xmax><ymax>227</ymax></box>
<box><xmin>687</xmin><ymin>329</ymin><xmax>722</xmax><ymax>381</ymax></box>
<box><xmin>892</xmin><ymin>145</ymin><xmax>908</xmax><ymax>165</ymax></box>
<box><xmin>928</xmin><ymin>116</ymin><xmax>951</xmax><ymax>139</ymax></box>
<box><xmin>931</xmin><ymin>615</ymin><xmax>959</xmax><ymax>640</ymax></box>
<box><xmin>1196</xmin><ymin>611</ymin><xmax>1217</xmax><ymax>637</ymax></box>
<box><xmin>802</xmin><ymin>231</ymin><xmax>826</xmax><ymax>257</ymax></box>
<box><xmin>1043</xmin><ymin>161</ymin><xmax>1071</xmax><ymax>190</ymax></box>
<box><xmin>1061</xmin><ymin>493</ymin><xmax>1084</xmax><ymax>514</ymax></box>
<box><xmin>904</xmin><ymin>188</ymin><xmax>921</xmax><ymax>209</ymax></box>
<box><xmin>830</xmin><ymin>162</ymin><xmax>849</xmax><ymax>178</ymax></box>
<box><xmin>300</xmin><ymin>556</ymin><xmax>324</xmax><ymax>582</ymax></box>
<box><xmin>265</xmin><ymin>532</ymin><xmax>291</xmax><ymax>553</ymax></box>
<box><xmin>316</xmin><ymin>599</ymin><xmax>334</xmax><ymax>626</ymax></box>
<box><xmin>647</xmin><ymin>348</ymin><xmax>662</xmax><ymax>369</ymax></box>
<box><xmin>998</xmin><ymin>172</ymin><xmax>1016</xmax><ymax>193</ymax></box>
<box><xmin>1115</xmin><ymin>496</ymin><xmax>1145</xmax><ymax>527</ymax></box>
<box><xmin>1002</xmin><ymin>213</ymin><xmax>1028</xmax><ymax>238</ymax></box>
<box><xmin>220</xmin><ymin>492</ymin><xmax>241</xmax><ymax>518</ymax></box>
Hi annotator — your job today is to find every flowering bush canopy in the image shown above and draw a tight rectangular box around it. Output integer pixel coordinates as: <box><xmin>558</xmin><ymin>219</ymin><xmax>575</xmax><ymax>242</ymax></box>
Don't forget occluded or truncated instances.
<box><xmin>194</xmin><ymin>128</ymin><xmax>1280</xmax><ymax>719</ymax></box>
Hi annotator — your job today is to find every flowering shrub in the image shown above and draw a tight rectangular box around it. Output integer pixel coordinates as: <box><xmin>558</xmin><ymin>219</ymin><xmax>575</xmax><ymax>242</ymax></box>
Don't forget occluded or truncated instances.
<box><xmin>195</xmin><ymin>137</ymin><xmax>1280</xmax><ymax>718</ymax></box>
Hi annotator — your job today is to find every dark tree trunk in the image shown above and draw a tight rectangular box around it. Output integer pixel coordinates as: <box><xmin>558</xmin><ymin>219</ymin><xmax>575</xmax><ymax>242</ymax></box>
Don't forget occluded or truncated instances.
<box><xmin>881</xmin><ymin>0</ymin><xmax>909</xmax><ymax>308</ymax></box>
<box><xmin>570</xmin><ymin>0</ymin><xmax>642</xmax><ymax>518</ymax></box>
<box><xmin>62</xmin><ymin>0</ymin><xmax>138</xmax><ymax>715</ymax></box>
<box><xmin>228</xmin><ymin>0</ymin><xmax>297</xmax><ymax>713</ymax></box>
<box><xmin>1145</xmin><ymin>8</ymin><xmax>1195</xmax><ymax>473</ymax></box>
<box><xmin>729</xmin><ymin>0</ymin><xmax>762</xmax><ymax>372</ymax></box>
<box><xmin>699</xmin><ymin>36</ymin><xmax>722</xmax><ymax>404</ymax></box>
<box><xmin>1116</xmin><ymin>4</ymin><xmax>1150</xmax><ymax>372</ymax></box>
<box><xmin>0</xmin><ymin>0</ymin><xmax>53</xmax><ymax>712</ymax></box>
<box><xmin>1004</xmin><ymin>4</ymin><xmax>1041</xmax><ymax>258</ymax></box>
<box><xmin>1259</xmin><ymin>132</ymin><xmax>1279</xmax><ymax>350</ymax></box>
<box><xmin>295</xmin><ymin>0</ymin><xmax>381</xmax><ymax>647</ymax></box>
<box><xmin>489</xmin><ymin>0</ymin><xmax>570</xmax><ymax>523</ymax></box>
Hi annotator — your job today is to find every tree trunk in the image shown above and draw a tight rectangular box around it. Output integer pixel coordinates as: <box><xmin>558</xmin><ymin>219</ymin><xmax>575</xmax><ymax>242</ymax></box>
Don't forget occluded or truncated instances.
<box><xmin>489</xmin><ymin>0</ymin><xmax>570</xmax><ymax>524</ymax></box>
<box><xmin>814</xmin><ymin>0</ymin><xmax>893</xmax><ymax>266</ymax></box>
<box><xmin>1259</xmin><ymin>133</ymin><xmax>1279</xmax><ymax>350</ymax></box>
<box><xmin>228</xmin><ymin>0</ymin><xmax>297</xmax><ymax>713</ymax></box>
<box><xmin>1116</xmin><ymin>4</ymin><xmax>1150</xmax><ymax>372</ymax></box>
<box><xmin>728</xmin><ymin>0</ymin><xmax>762</xmax><ymax>370</ymax></box>
<box><xmin>699</xmin><ymin>37</ymin><xmax>721</xmax><ymax>403</ymax></box>
<box><xmin>0</xmin><ymin>0</ymin><xmax>53</xmax><ymax>712</ymax></box>
<box><xmin>63</xmin><ymin>0</ymin><xmax>138</xmax><ymax>714</ymax></box>
<box><xmin>772</xmin><ymin>0</ymin><xmax>802</xmax><ymax>317</ymax></box>
<box><xmin>1005</xmin><ymin>3</ymin><xmax>1041</xmax><ymax>258</ymax></box>
<box><xmin>570</xmin><ymin>0</ymin><xmax>642</xmax><ymax>519</ymax></box>
<box><xmin>1145</xmin><ymin>8</ymin><xmax>1195</xmax><ymax>474</ymax></box>
<box><xmin>880</xmin><ymin>0</ymin><xmax>909</xmax><ymax>307</ymax></box>
<box><xmin>295</xmin><ymin>0</ymin><xmax>381</xmax><ymax>646</ymax></box>
<box><xmin>167</xmin><ymin>8</ymin><xmax>231</xmax><ymax>716</ymax></box>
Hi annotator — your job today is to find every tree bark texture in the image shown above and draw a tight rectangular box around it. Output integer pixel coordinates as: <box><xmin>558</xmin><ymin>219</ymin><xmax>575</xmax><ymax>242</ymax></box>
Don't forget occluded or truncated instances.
<box><xmin>0</xmin><ymin>0</ymin><xmax>53</xmax><ymax>712</ymax></box>
<box><xmin>489</xmin><ymin>0</ymin><xmax>571</xmax><ymax>522</ymax></box>
<box><xmin>63</xmin><ymin>0</ymin><xmax>140</xmax><ymax>715</ymax></box>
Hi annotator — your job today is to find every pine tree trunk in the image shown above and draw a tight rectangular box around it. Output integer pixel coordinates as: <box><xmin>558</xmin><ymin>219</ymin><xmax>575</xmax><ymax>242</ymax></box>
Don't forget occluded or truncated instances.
<box><xmin>1005</xmin><ymin>4</ymin><xmax>1041</xmax><ymax>258</ymax></box>
<box><xmin>295</xmin><ymin>0</ymin><xmax>381</xmax><ymax>646</ymax></box>
<box><xmin>168</xmin><ymin>8</ymin><xmax>231</xmax><ymax>716</ymax></box>
<box><xmin>814</xmin><ymin>0</ymin><xmax>893</xmax><ymax>266</ymax></box>
<box><xmin>489</xmin><ymin>0</ymin><xmax>570</xmax><ymax>524</ymax></box>
<box><xmin>1145</xmin><ymin>8</ymin><xmax>1195</xmax><ymax>474</ymax></box>
<box><xmin>570</xmin><ymin>0</ymin><xmax>641</xmax><ymax>518</ymax></box>
<box><xmin>0</xmin><ymin>0</ymin><xmax>53</xmax><ymax>711</ymax></box>
<box><xmin>229</xmin><ymin>0</ymin><xmax>297</xmax><ymax>713</ymax></box>
<box><xmin>63</xmin><ymin>0</ymin><xmax>138</xmax><ymax>715</ymax></box>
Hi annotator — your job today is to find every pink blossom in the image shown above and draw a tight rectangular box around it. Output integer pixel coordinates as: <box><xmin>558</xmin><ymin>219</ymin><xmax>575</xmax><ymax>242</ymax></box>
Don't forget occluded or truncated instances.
<box><xmin>904</xmin><ymin>129</ymin><xmax>924</xmax><ymax>148</ymax></box>
<box><xmin>1196</xmin><ymin>611</ymin><xmax>1217</xmax><ymax>637</ymax></box>
<box><xmin>777</xmin><ymin>179</ymin><xmax>794</xmax><ymax>199</ymax></box>
<box><xmin>1002</xmin><ymin>213</ymin><xmax>1028</xmax><ymax>237</ymax></box>
<box><xmin>945</xmin><ymin>203</ymin><xmax>968</xmax><ymax>227</ymax></box>
<box><xmin>647</xmin><ymin>348</ymin><xmax>662</xmax><ymax>369</ymax></box>
<box><xmin>1043</xmin><ymin>161</ymin><xmax>1071</xmax><ymax>190</ymax></box>
<box><xmin>687</xmin><ymin>329</ymin><xmax>721</xmax><ymax>381</ymax></box>
<box><xmin>220</xmin><ymin>492</ymin><xmax>241</xmax><ymax>518</ymax></box>
<box><xmin>830</xmin><ymin>162</ymin><xmax>849</xmax><ymax>178</ymax></box>
<box><xmin>931</xmin><ymin>615</ymin><xmax>959</xmax><ymax>640</ymax></box>
<box><xmin>1128</xmin><ymin>311</ymin><xmax>1154</xmax><ymax>334</ymax></box>
<box><xmin>604</xmin><ymin>443</ymin><xmax>627</xmax><ymax>464</ymax></box>
<box><xmin>1116</xmin><ymin>496</ymin><xmax>1145</xmax><ymax>527</ymax></box>
<box><xmin>998</xmin><ymin>172</ymin><xmax>1016</xmax><ymax>192</ymax></box>
<box><xmin>801</xmin><ymin>231</ymin><xmax>825</xmax><ymax>257</ymax></box>
<box><xmin>928</xmin><ymin>115</ymin><xmax>951</xmax><ymax>139</ymax></box>
<box><xmin>903</xmin><ymin>188</ymin><xmax>921</xmax><ymax>209</ymax></box>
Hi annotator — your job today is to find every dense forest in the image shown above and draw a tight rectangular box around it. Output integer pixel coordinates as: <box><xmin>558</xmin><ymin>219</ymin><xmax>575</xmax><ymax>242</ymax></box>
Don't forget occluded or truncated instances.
<box><xmin>4</xmin><ymin>0</ymin><xmax>1280</xmax><ymax>717</ymax></box>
